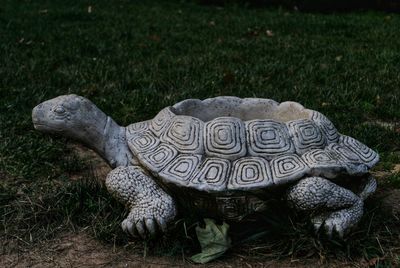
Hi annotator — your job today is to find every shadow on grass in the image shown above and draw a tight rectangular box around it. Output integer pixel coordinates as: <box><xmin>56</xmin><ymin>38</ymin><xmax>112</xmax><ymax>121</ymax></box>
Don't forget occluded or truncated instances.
<box><xmin>1</xmin><ymin>171</ymin><xmax>399</xmax><ymax>265</ymax></box>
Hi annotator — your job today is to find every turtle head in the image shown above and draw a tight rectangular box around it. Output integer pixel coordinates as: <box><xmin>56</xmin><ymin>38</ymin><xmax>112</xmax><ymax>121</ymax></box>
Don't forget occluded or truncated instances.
<box><xmin>32</xmin><ymin>94</ymin><xmax>104</xmax><ymax>136</ymax></box>
<box><xmin>32</xmin><ymin>94</ymin><xmax>134</xmax><ymax>168</ymax></box>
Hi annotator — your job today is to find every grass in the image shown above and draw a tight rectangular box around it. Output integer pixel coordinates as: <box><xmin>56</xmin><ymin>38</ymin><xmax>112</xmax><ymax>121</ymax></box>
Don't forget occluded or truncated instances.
<box><xmin>1</xmin><ymin>0</ymin><xmax>400</xmax><ymax>265</ymax></box>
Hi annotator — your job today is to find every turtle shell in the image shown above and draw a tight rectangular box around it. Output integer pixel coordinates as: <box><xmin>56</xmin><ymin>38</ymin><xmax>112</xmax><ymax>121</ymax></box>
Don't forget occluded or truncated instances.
<box><xmin>126</xmin><ymin>97</ymin><xmax>379</xmax><ymax>193</ymax></box>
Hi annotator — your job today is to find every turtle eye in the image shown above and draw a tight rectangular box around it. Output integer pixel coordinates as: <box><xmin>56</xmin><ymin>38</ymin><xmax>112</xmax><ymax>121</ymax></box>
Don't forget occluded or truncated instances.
<box><xmin>54</xmin><ymin>106</ymin><xmax>66</xmax><ymax>114</ymax></box>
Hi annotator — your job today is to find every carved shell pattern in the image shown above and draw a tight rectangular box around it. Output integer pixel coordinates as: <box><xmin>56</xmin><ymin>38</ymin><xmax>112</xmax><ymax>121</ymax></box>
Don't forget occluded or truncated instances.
<box><xmin>126</xmin><ymin>99</ymin><xmax>379</xmax><ymax>192</ymax></box>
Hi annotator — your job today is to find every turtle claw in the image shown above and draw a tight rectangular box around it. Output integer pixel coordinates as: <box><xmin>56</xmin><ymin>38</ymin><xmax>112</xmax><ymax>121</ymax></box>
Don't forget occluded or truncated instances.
<box><xmin>145</xmin><ymin>219</ymin><xmax>157</xmax><ymax>237</ymax></box>
<box><xmin>156</xmin><ymin>218</ymin><xmax>168</xmax><ymax>233</ymax></box>
<box><xmin>122</xmin><ymin>200</ymin><xmax>176</xmax><ymax>239</ymax></box>
<box><xmin>311</xmin><ymin>215</ymin><xmax>345</xmax><ymax>238</ymax></box>
<box><xmin>322</xmin><ymin>218</ymin><xmax>345</xmax><ymax>238</ymax></box>
<box><xmin>312</xmin><ymin>208</ymin><xmax>361</xmax><ymax>238</ymax></box>
<box><xmin>135</xmin><ymin>219</ymin><xmax>146</xmax><ymax>238</ymax></box>
<box><xmin>122</xmin><ymin>216</ymin><xmax>154</xmax><ymax>238</ymax></box>
<box><xmin>311</xmin><ymin>215</ymin><xmax>326</xmax><ymax>233</ymax></box>
<box><xmin>122</xmin><ymin>218</ymin><xmax>138</xmax><ymax>237</ymax></box>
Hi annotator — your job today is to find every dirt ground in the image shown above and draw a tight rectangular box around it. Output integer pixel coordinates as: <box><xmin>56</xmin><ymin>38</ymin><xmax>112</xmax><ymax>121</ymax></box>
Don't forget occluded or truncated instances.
<box><xmin>2</xmin><ymin>144</ymin><xmax>399</xmax><ymax>268</ymax></box>
<box><xmin>2</xmin><ymin>230</ymin><xmax>374</xmax><ymax>268</ymax></box>
<box><xmin>0</xmin><ymin>231</ymin><xmax>356</xmax><ymax>268</ymax></box>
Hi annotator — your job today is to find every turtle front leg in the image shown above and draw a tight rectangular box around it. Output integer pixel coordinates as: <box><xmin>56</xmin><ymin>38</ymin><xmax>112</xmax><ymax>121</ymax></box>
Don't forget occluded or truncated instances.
<box><xmin>286</xmin><ymin>177</ymin><xmax>364</xmax><ymax>238</ymax></box>
<box><xmin>106</xmin><ymin>166</ymin><xmax>177</xmax><ymax>238</ymax></box>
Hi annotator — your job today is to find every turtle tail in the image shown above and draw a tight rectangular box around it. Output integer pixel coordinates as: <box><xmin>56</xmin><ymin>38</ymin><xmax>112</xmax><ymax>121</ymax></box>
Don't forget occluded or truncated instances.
<box><xmin>357</xmin><ymin>176</ymin><xmax>377</xmax><ymax>201</ymax></box>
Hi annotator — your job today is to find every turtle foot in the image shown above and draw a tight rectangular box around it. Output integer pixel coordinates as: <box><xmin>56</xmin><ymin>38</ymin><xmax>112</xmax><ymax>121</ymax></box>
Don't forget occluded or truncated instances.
<box><xmin>106</xmin><ymin>166</ymin><xmax>177</xmax><ymax>238</ymax></box>
<box><xmin>311</xmin><ymin>199</ymin><xmax>363</xmax><ymax>238</ymax></box>
<box><xmin>122</xmin><ymin>197</ymin><xmax>176</xmax><ymax>238</ymax></box>
<box><xmin>287</xmin><ymin>176</ymin><xmax>364</xmax><ymax>238</ymax></box>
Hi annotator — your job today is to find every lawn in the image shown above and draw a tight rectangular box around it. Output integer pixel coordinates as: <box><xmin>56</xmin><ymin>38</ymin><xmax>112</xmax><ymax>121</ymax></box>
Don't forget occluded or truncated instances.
<box><xmin>1</xmin><ymin>0</ymin><xmax>400</xmax><ymax>266</ymax></box>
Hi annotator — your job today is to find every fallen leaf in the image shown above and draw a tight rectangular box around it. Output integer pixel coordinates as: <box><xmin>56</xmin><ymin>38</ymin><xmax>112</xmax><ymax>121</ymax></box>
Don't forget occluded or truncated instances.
<box><xmin>190</xmin><ymin>219</ymin><xmax>231</xmax><ymax>264</ymax></box>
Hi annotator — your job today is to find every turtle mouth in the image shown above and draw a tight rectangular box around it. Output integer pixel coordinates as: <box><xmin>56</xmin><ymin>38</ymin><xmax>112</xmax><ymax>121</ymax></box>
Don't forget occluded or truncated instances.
<box><xmin>33</xmin><ymin>123</ymin><xmax>63</xmax><ymax>133</ymax></box>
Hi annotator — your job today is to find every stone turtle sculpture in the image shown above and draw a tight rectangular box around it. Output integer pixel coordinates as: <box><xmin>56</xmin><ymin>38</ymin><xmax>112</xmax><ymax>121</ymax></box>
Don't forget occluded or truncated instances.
<box><xmin>32</xmin><ymin>95</ymin><xmax>379</xmax><ymax>238</ymax></box>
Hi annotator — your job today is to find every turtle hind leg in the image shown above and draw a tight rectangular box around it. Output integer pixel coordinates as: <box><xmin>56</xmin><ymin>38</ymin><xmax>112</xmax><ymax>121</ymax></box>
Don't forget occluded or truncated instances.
<box><xmin>105</xmin><ymin>166</ymin><xmax>177</xmax><ymax>238</ymax></box>
<box><xmin>286</xmin><ymin>176</ymin><xmax>364</xmax><ymax>238</ymax></box>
